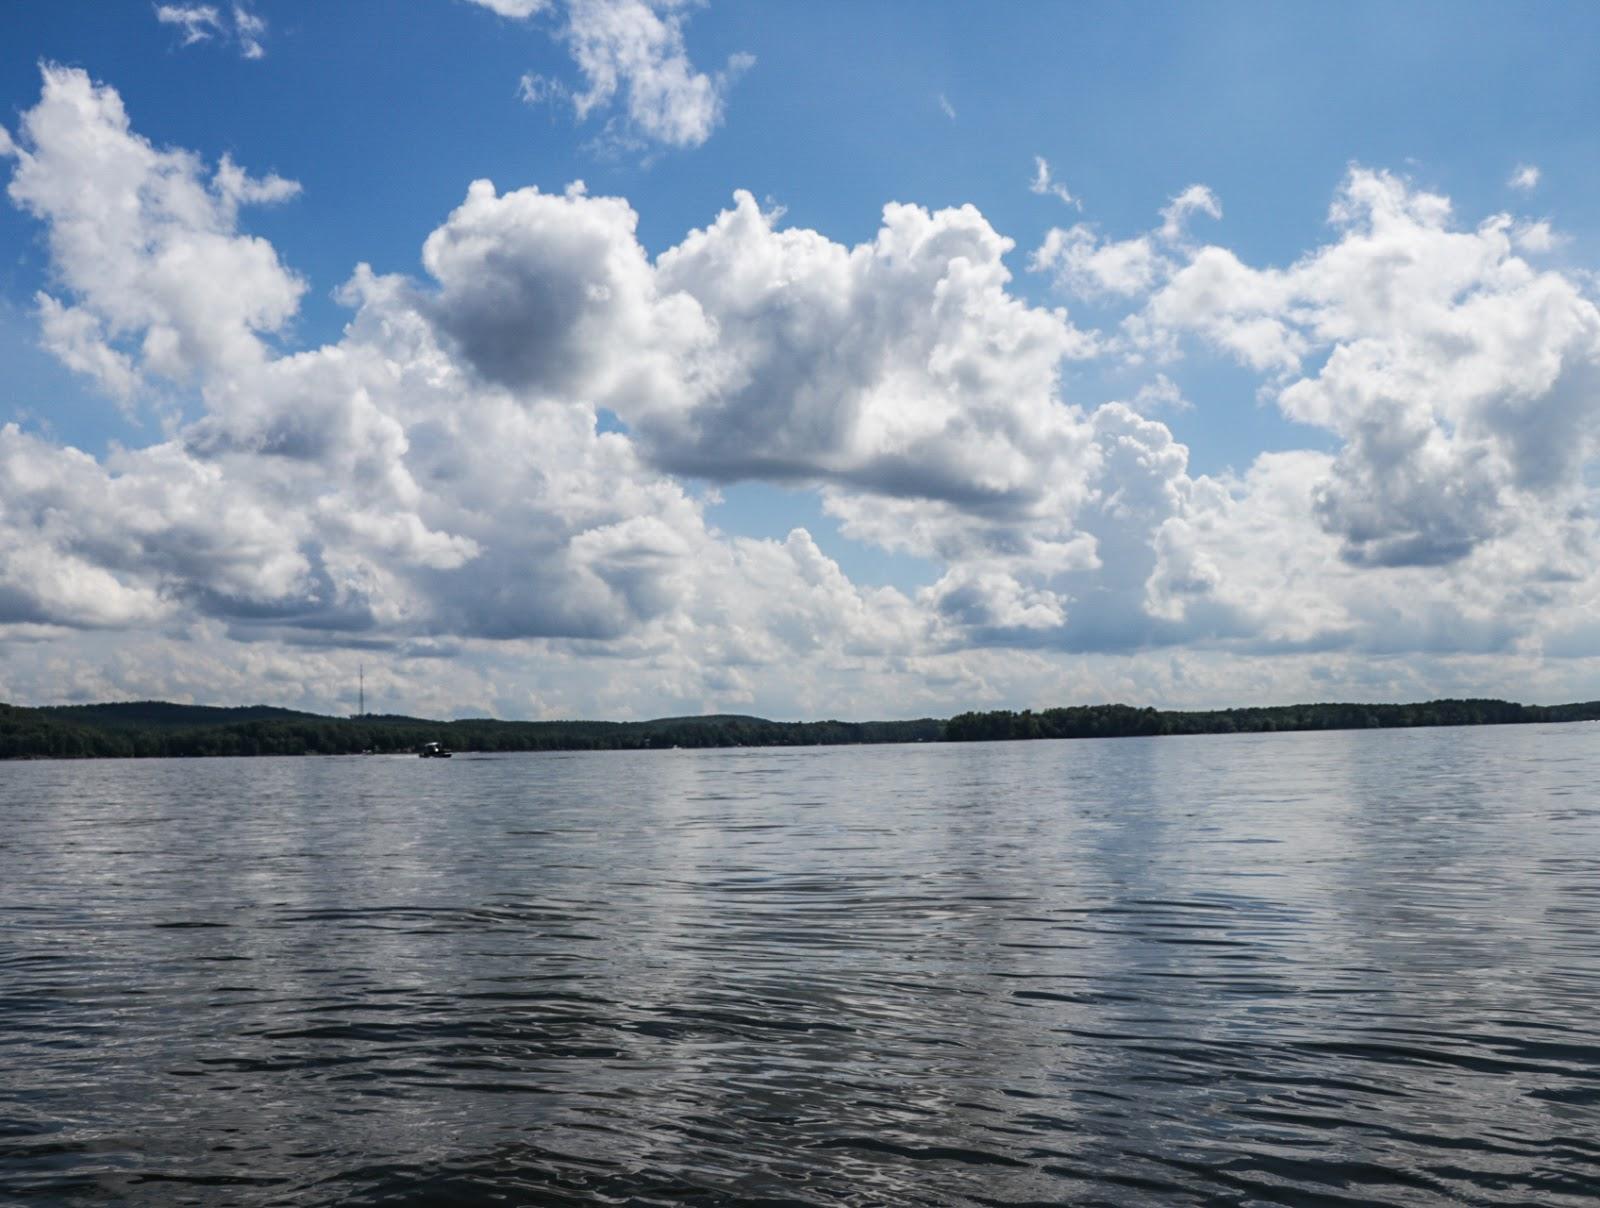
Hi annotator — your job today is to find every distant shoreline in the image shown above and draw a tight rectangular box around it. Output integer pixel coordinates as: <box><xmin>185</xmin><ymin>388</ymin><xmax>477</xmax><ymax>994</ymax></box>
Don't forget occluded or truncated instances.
<box><xmin>2</xmin><ymin>697</ymin><xmax>1597</xmax><ymax>760</ymax></box>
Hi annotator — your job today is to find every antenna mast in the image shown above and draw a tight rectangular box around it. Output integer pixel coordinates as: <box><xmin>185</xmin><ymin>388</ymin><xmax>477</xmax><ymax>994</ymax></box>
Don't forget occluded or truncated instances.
<box><xmin>359</xmin><ymin>663</ymin><xmax>364</xmax><ymax>718</ymax></box>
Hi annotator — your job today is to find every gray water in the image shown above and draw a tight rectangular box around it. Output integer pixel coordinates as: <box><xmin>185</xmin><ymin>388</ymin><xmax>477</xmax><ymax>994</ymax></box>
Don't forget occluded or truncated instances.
<box><xmin>3</xmin><ymin>725</ymin><xmax>1600</xmax><ymax>1206</ymax></box>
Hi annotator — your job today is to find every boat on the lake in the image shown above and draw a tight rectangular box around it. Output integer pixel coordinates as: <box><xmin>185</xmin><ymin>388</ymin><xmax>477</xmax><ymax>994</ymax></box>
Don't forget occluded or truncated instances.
<box><xmin>418</xmin><ymin>742</ymin><xmax>453</xmax><ymax>759</ymax></box>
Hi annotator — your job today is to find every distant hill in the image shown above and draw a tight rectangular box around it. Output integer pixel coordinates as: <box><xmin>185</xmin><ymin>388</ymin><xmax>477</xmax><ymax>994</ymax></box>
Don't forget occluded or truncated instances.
<box><xmin>1</xmin><ymin>697</ymin><xmax>1598</xmax><ymax>759</ymax></box>
<box><xmin>0</xmin><ymin>701</ymin><xmax>940</xmax><ymax>759</ymax></box>
<box><xmin>39</xmin><ymin>701</ymin><xmax>324</xmax><ymax>731</ymax></box>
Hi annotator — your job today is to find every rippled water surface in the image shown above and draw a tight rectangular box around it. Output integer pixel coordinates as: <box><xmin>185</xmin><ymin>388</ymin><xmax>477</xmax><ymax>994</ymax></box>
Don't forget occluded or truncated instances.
<box><xmin>5</xmin><ymin>725</ymin><xmax>1600</xmax><ymax>1205</ymax></box>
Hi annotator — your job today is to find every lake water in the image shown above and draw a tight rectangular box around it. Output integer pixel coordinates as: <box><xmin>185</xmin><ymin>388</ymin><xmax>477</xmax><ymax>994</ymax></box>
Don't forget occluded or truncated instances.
<box><xmin>3</xmin><ymin>725</ymin><xmax>1600</xmax><ymax>1206</ymax></box>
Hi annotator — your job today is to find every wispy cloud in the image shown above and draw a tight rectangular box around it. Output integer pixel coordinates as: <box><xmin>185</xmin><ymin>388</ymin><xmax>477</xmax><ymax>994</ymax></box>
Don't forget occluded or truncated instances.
<box><xmin>155</xmin><ymin>4</ymin><xmax>222</xmax><ymax>46</ymax></box>
<box><xmin>1157</xmin><ymin>183</ymin><xmax>1220</xmax><ymax>242</ymax></box>
<box><xmin>1509</xmin><ymin>163</ymin><xmax>1540</xmax><ymax>192</ymax></box>
<box><xmin>1029</xmin><ymin>155</ymin><xmax>1078</xmax><ymax>208</ymax></box>
<box><xmin>472</xmin><ymin>0</ymin><xmax>552</xmax><ymax>15</ymax></box>
<box><xmin>1132</xmin><ymin>373</ymin><xmax>1191</xmax><ymax>413</ymax></box>
<box><xmin>517</xmin><ymin>71</ymin><xmax>567</xmax><ymax>105</ymax></box>
<box><xmin>232</xmin><ymin>5</ymin><xmax>267</xmax><ymax>59</ymax></box>
<box><xmin>938</xmin><ymin>93</ymin><xmax>956</xmax><ymax>121</ymax></box>
<box><xmin>154</xmin><ymin>2</ymin><xmax>268</xmax><ymax>58</ymax></box>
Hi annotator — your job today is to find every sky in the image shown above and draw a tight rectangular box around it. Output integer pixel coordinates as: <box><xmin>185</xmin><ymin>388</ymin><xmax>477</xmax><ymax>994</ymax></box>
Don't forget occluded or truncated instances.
<box><xmin>3</xmin><ymin>1</ymin><xmax>1600</xmax><ymax>721</ymax></box>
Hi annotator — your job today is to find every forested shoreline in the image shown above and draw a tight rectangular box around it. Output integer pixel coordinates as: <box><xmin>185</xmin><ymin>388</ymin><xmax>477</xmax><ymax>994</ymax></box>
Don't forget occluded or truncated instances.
<box><xmin>1</xmin><ymin>697</ymin><xmax>1597</xmax><ymax>760</ymax></box>
<box><xmin>942</xmin><ymin>698</ymin><xmax>1600</xmax><ymax>740</ymax></box>
<box><xmin>0</xmin><ymin>702</ymin><xmax>942</xmax><ymax>759</ymax></box>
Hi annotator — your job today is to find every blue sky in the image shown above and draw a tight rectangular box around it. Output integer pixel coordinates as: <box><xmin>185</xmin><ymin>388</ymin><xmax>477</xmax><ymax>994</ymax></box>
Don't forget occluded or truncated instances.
<box><xmin>2</xmin><ymin>1</ymin><xmax>1600</xmax><ymax>719</ymax></box>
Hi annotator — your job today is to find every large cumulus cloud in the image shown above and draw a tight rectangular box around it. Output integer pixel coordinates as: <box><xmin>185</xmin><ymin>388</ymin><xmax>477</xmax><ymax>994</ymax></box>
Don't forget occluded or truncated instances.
<box><xmin>1142</xmin><ymin>169</ymin><xmax>1600</xmax><ymax>569</ymax></box>
<box><xmin>7</xmin><ymin>66</ymin><xmax>1600</xmax><ymax>715</ymax></box>
<box><xmin>4</xmin><ymin>66</ymin><xmax>302</xmax><ymax>399</ymax></box>
<box><xmin>0</xmin><ymin>67</ymin><xmax>918</xmax><ymax>679</ymax></box>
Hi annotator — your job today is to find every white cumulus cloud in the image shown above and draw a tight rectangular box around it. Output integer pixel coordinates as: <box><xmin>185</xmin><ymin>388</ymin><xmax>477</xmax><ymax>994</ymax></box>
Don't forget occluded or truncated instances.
<box><xmin>8</xmin><ymin>69</ymin><xmax>1600</xmax><ymax>716</ymax></box>
<box><xmin>4</xmin><ymin>66</ymin><xmax>304</xmax><ymax>396</ymax></box>
<box><xmin>1147</xmin><ymin>168</ymin><xmax>1600</xmax><ymax>568</ymax></box>
<box><xmin>476</xmin><ymin>0</ymin><xmax>749</xmax><ymax>148</ymax></box>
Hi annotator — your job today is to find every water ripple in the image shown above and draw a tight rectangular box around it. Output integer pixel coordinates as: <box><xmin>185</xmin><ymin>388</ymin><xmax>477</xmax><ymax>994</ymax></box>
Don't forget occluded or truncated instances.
<box><xmin>3</xmin><ymin>726</ymin><xmax>1600</xmax><ymax>1204</ymax></box>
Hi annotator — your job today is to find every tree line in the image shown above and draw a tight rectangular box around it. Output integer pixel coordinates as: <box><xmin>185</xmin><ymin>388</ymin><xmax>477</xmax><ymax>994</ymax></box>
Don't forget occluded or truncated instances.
<box><xmin>0</xmin><ymin>702</ymin><xmax>941</xmax><ymax>759</ymax></box>
<box><xmin>941</xmin><ymin>698</ymin><xmax>1600</xmax><ymax>741</ymax></box>
<box><xmin>1</xmin><ymin>697</ymin><xmax>1597</xmax><ymax>760</ymax></box>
